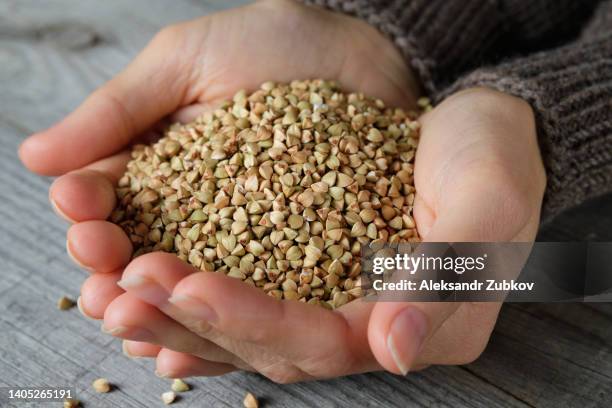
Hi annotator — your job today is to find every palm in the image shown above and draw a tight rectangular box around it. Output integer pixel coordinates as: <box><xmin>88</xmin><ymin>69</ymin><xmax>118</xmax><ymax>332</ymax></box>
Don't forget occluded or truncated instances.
<box><xmin>171</xmin><ymin>0</ymin><xmax>416</xmax><ymax>113</ymax></box>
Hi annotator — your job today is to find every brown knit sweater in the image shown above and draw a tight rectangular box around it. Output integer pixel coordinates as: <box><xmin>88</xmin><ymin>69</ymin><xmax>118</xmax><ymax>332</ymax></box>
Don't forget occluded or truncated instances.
<box><xmin>303</xmin><ymin>0</ymin><xmax>612</xmax><ymax>221</ymax></box>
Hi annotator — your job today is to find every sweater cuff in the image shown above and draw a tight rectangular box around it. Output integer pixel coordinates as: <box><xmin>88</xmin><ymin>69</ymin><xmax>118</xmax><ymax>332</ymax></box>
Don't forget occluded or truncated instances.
<box><xmin>441</xmin><ymin>36</ymin><xmax>612</xmax><ymax>220</ymax></box>
<box><xmin>302</xmin><ymin>0</ymin><xmax>504</xmax><ymax>96</ymax></box>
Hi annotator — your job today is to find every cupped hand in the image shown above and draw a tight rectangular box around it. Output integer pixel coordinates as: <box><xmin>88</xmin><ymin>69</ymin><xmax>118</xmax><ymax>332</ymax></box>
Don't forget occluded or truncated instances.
<box><xmin>21</xmin><ymin>0</ymin><xmax>546</xmax><ymax>381</ymax></box>
<box><xmin>367</xmin><ymin>87</ymin><xmax>546</xmax><ymax>373</ymax></box>
<box><xmin>62</xmin><ymin>87</ymin><xmax>545</xmax><ymax>382</ymax></box>
<box><xmin>22</xmin><ymin>0</ymin><xmax>418</xmax><ymax>381</ymax></box>
<box><xmin>114</xmin><ymin>87</ymin><xmax>545</xmax><ymax>380</ymax></box>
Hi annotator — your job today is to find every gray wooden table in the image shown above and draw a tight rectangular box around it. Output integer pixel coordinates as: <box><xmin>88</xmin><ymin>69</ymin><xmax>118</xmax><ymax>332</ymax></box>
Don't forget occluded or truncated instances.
<box><xmin>1</xmin><ymin>1</ymin><xmax>611</xmax><ymax>407</ymax></box>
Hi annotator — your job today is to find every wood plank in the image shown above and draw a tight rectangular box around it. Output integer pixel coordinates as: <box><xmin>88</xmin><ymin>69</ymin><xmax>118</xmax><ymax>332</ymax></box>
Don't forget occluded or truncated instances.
<box><xmin>0</xmin><ymin>0</ymin><xmax>250</xmax><ymax>132</ymax></box>
<box><xmin>465</xmin><ymin>305</ymin><xmax>612</xmax><ymax>407</ymax></box>
<box><xmin>512</xmin><ymin>303</ymin><xmax>612</xmax><ymax>348</ymax></box>
<box><xmin>0</xmin><ymin>0</ymin><xmax>611</xmax><ymax>407</ymax></box>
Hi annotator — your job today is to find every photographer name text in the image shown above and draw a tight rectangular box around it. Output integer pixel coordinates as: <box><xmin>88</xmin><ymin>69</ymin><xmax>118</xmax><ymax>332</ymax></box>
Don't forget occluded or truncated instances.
<box><xmin>372</xmin><ymin>279</ymin><xmax>535</xmax><ymax>292</ymax></box>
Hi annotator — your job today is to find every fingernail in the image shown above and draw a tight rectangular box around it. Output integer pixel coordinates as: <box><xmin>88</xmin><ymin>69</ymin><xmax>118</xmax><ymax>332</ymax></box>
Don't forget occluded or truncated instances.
<box><xmin>76</xmin><ymin>296</ymin><xmax>94</xmax><ymax>320</ymax></box>
<box><xmin>117</xmin><ymin>275</ymin><xmax>169</xmax><ymax>307</ymax></box>
<box><xmin>387</xmin><ymin>307</ymin><xmax>428</xmax><ymax>375</ymax></box>
<box><xmin>122</xmin><ymin>341</ymin><xmax>133</xmax><ymax>357</ymax></box>
<box><xmin>155</xmin><ymin>370</ymin><xmax>172</xmax><ymax>378</ymax></box>
<box><xmin>101</xmin><ymin>324</ymin><xmax>128</xmax><ymax>336</ymax></box>
<box><xmin>101</xmin><ymin>324</ymin><xmax>154</xmax><ymax>341</ymax></box>
<box><xmin>50</xmin><ymin>196</ymin><xmax>76</xmax><ymax>223</ymax></box>
<box><xmin>167</xmin><ymin>294</ymin><xmax>217</xmax><ymax>324</ymax></box>
<box><xmin>122</xmin><ymin>341</ymin><xmax>140</xmax><ymax>359</ymax></box>
<box><xmin>66</xmin><ymin>240</ymin><xmax>93</xmax><ymax>272</ymax></box>
<box><xmin>116</xmin><ymin>274</ymin><xmax>147</xmax><ymax>289</ymax></box>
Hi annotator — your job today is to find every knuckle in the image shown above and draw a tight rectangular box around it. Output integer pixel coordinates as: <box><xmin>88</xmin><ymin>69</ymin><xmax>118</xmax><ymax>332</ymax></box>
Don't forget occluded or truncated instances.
<box><xmin>254</xmin><ymin>358</ymin><xmax>307</xmax><ymax>384</ymax></box>
<box><xmin>262</xmin><ymin>365</ymin><xmax>301</xmax><ymax>384</ymax></box>
<box><xmin>182</xmin><ymin>318</ymin><xmax>215</xmax><ymax>339</ymax></box>
<box><xmin>178</xmin><ymin>270</ymin><xmax>208</xmax><ymax>289</ymax></box>
<box><xmin>124</xmin><ymin>251</ymin><xmax>171</xmax><ymax>275</ymax></box>
<box><xmin>175</xmin><ymin>270</ymin><xmax>216</xmax><ymax>296</ymax></box>
<box><xmin>153</xmin><ymin>23</ymin><xmax>186</xmax><ymax>44</ymax></box>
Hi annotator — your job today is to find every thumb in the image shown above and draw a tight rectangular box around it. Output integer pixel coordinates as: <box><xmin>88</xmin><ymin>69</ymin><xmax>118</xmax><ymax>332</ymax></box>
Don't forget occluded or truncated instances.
<box><xmin>19</xmin><ymin>25</ymin><xmax>193</xmax><ymax>175</ymax></box>
<box><xmin>368</xmin><ymin>185</ymin><xmax>520</xmax><ymax>375</ymax></box>
<box><xmin>368</xmin><ymin>299</ymin><xmax>459</xmax><ymax>375</ymax></box>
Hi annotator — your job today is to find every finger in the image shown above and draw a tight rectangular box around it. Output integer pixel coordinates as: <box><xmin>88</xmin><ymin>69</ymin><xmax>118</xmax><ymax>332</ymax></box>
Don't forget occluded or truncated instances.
<box><xmin>122</xmin><ymin>340</ymin><xmax>161</xmax><ymax>359</ymax></box>
<box><xmin>368</xmin><ymin>185</ymin><xmax>518</xmax><ymax>375</ymax></box>
<box><xmin>66</xmin><ymin>221</ymin><xmax>132</xmax><ymax>272</ymax></box>
<box><xmin>334</xmin><ymin>299</ymin><xmax>382</xmax><ymax>373</ymax></box>
<box><xmin>368</xmin><ymin>301</ymin><xmax>460</xmax><ymax>375</ymax></box>
<box><xmin>169</xmin><ymin>266</ymin><xmax>363</xmax><ymax>376</ymax></box>
<box><xmin>118</xmin><ymin>252</ymin><xmax>195</xmax><ymax>306</ymax></box>
<box><xmin>19</xmin><ymin>26</ymin><xmax>192</xmax><ymax>175</ymax></box>
<box><xmin>409</xmin><ymin>190</ymin><xmax>520</xmax><ymax>366</ymax></box>
<box><xmin>425</xmin><ymin>190</ymin><xmax>523</xmax><ymax>243</ymax></box>
<box><xmin>103</xmin><ymin>292</ymin><xmax>245</xmax><ymax>367</ymax></box>
<box><xmin>48</xmin><ymin>104</ymin><xmax>215</xmax><ymax>223</ymax></box>
<box><xmin>79</xmin><ymin>271</ymin><xmax>124</xmax><ymax>319</ymax></box>
<box><xmin>119</xmin><ymin>252</ymin><xmax>369</xmax><ymax>377</ymax></box>
<box><xmin>418</xmin><ymin>302</ymin><xmax>501</xmax><ymax>365</ymax></box>
<box><xmin>129</xmin><ymin>252</ymin><xmax>316</xmax><ymax>353</ymax></box>
<box><xmin>155</xmin><ymin>348</ymin><xmax>237</xmax><ymax>378</ymax></box>
<box><xmin>412</xmin><ymin>193</ymin><xmax>435</xmax><ymax>239</ymax></box>
<box><xmin>50</xmin><ymin>172</ymin><xmax>115</xmax><ymax>223</ymax></box>
<box><xmin>49</xmin><ymin>152</ymin><xmax>129</xmax><ymax>223</ymax></box>
<box><xmin>117</xmin><ymin>253</ymin><xmax>255</xmax><ymax>371</ymax></box>
<box><xmin>50</xmin><ymin>171</ymin><xmax>115</xmax><ymax>223</ymax></box>
<box><xmin>83</xmin><ymin>150</ymin><xmax>131</xmax><ymax>184</ymax></box>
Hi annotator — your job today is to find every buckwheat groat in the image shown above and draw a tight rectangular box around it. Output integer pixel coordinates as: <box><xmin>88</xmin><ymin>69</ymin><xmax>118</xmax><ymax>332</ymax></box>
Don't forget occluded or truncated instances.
<box><xmin>112</xmin><ymin>80</ymin><xmax>425</xmax><ymax>309</ymax></box>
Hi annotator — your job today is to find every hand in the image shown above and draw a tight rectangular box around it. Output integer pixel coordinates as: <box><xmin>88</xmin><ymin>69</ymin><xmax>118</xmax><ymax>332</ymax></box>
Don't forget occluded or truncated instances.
<box><xmin>57</xmin><ymin>86</ymin><xmax>545</xmax><ymax>382</ymax></box>
<box><xmin>106</xmin><ymin>87</ymin><xmax>545</xmax><ymax>380</ymax></box>
<box><xmin>20</xmin><ymin>0</ymin><xmax>546</xmax><ymax>380</ymax></box>
<box><xmin>20</xmin><ymin>0</ymin><xmax>419</xmax><ymax>380</ymax></box>
<box><xmin>97</xmin><ymin>86</ymin><xmax>545</xmax><ymax>380</ymax></box>
<box><xmin>367</xmin><ymin>87</ymin><xmax>546</xmax><ymax>373</ymax></box>
<box><xmin>19</xmin><ymin>0</ymin><xmax>417</xmax><ymax>176</ymax></box>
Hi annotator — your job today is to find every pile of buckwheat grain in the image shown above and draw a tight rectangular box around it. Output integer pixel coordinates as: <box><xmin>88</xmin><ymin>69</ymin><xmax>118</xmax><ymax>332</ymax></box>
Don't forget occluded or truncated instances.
<box><xmin>111</xmin><ymin>80</ymin><xmax>422</xmax><ymax>309</ymax></box>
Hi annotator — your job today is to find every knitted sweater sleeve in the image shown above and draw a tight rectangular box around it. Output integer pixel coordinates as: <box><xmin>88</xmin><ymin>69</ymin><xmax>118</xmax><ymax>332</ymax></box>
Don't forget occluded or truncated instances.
<box><xmin>303</xmin><ymin>0</ymin><xmax>612</xmax><ymax>219</ymax></box>
<box><xmin>302</xmin><ymin>0</ymin><xmax>602</xmax><ymax>95</ymax></box>
<box><xmin>444</xmin><ymin>1</ymin><xmax>612</xmax><ymax>219</ymax></box>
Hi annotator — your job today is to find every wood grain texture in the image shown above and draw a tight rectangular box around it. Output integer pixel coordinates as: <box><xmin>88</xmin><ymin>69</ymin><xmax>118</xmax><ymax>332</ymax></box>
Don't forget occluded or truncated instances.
<box><xmin>0</xmin><ymin>1</ymin><xmax>610</xmax><ymax>407</ymax></box>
